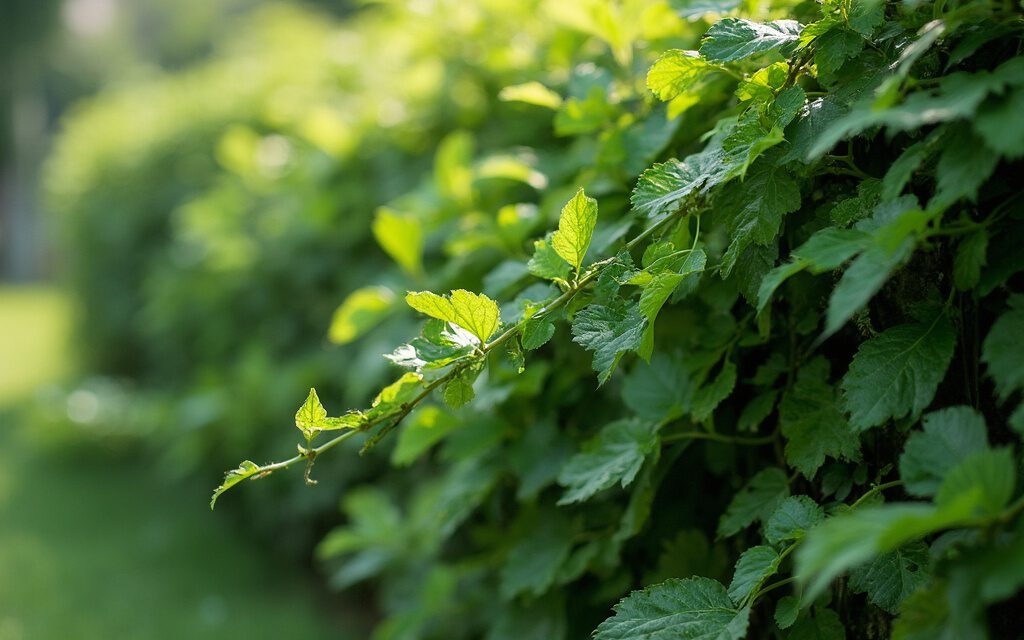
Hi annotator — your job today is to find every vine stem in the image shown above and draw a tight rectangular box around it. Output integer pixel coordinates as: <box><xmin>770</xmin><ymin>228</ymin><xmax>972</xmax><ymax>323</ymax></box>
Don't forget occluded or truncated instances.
<box><xmin>243</xmin><ymin>208</ymin><xmax>690</xmax><ymax>480</ymax></box>
<box><xmin>849</xmin><ymin>479</ymin><xmax>905</xmax><ymax>510</ymax></box>
<box><xmin>661</xmin><ymin>430</ymin><xmax>775</xmax><ymax>445</ymax></box>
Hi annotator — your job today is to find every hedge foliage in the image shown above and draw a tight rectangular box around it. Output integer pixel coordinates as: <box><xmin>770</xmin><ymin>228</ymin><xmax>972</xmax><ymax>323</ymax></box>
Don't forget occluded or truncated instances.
<box><xmin>50</xmin><ymin>0</ymin><xmax>1024</xmax><ymax>637</ymax></box>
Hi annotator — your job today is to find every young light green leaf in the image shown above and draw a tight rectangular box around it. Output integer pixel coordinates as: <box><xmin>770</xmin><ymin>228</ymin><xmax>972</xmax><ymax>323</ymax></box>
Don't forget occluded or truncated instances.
<box><xmin>700</xmin><ymin>18</ymin><xmax>802</xmax><ymax>63</ymax></box>
<box><xmin>718</xmin><ymin>467</ymin><xmax>790</xmax><ymax>538</ymax></box>
<box><xmin>328</xmin><ymin>285</ymin><xmax>396</xmax><ymax>345</ymax></box>
<box><xmin>498</xmin><ymin>81</ymin><xmax>563</xmax><ymax>109</ymax></box>
<box><xmin>295</xmin><ymin>388</ymin><xmax>328</xmax><ymax>438</ymax></box>
<box><xmin>899</xmin><ymin>406</ymin><xmax>989</xmax><ymax>498</ymax></box>
<box><xmin>557</xmin><ymin>419</ymin><xmax>659</xmax><ymax>505</ymax></box>
<box><xmin>406</xmin><ymin>289</ymin><xmax>501</xmax><ymax>345</ymax></box>
<box><xmin>841</xmin><ymin>311</ymin><xmax>956</xmax><ymax>431</ymax></box>
<box><xmin>646</xmin><ymin>49</ymin><xmax>716</xmax><ymax>101</ymax></box>
<box><xmin>551</xmin><ymin>188</ymin><xmax>599</xmax><ymax>273</ymax></box>
<box><xmin>765</xmin><ymin>495</ymin><xmax>825</xmax><ymax>545</ymax></box>
<box><xmin>443</xmin><ymin>373</ymin><xmax>476</xmax><ymax>409</ymax></box>
<box><xmin>593</xmin><ymin>577</ymin><xmax>750</xmax><ymax>640</ymax></box>
<box><xmin>780</xmin><ymin>358</ymin><xmax>861</xmax><ymax>477</ymax></box>
<box><xmin>372</xmin><ymin>207</ymin><xmax>423</xmax><ymax>277</ymax></box>
<box><xmin>521</xmin><ymin>316</ymin><xmax>556</xmax><ymax>350</ymax></box>
<box><xmin>367</xmin><ymin>372</ymin><xmax>424</xmax><ymax>420</ymax></box>
<box><xmin>571</xmin><ymin>303</ymin><xmax>647</xmax><ymax>385</ymax></box>
<box><xmin>210</xmin><ymin>460</ymin><xmax>260</xmax><ymax>509</ymax></box>
<box><xmin>637</xmin><ymin>249</ymin><xmax>707</xmax><ymax>359</ymax></box>
<box><xmin>982</xmin><ymin>294</ymin><xmax>1024</xmax><ymax>401</ymax></box>
<box><xmin>728</xmin><ymin>545</ymin><xmax>781</xmax><ymax>603</ymax></box>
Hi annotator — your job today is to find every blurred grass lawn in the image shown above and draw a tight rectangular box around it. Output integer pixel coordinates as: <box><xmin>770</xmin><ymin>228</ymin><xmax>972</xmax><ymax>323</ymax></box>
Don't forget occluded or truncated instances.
<box><xmin>0</xmin><ymin>287</ymin><xmax>351</xmax><ymax>639</ymax></box>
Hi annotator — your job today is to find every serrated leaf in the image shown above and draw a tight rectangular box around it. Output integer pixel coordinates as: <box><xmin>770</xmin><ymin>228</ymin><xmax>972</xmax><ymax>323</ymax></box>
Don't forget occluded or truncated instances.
<box><xmin>368</xmin><ymin>372</ymin><xmax>424</xmax><ymax>420</ymax></box>
<box><xmin>841</xmin><ymin>311</ymin><xmax>957</xmax><ymax>431</ymax></box>
<box><xmin>647</xmin><ymin>49</ymin><xmax>716</xmax><ymax>101</ymax></box>
<box><xmin>899</xmin><ymin>406</ymin><xmax>989</xmax><ymax>498</ymax></box>
<box><xmin>848</xmin><ymin>543</ymin><xmax>929</xmax><ymax>614</ymax></box>
<box><xmin>932</xmin><ymin>124</ymin><xmax>999</xmax><ymax>208</ymax></box>
<box><xmin>718</xmin><ymin>467</ymin><xmax>790</xmax><ymax>538</ymax></box>
<box><xmin>373</xmin><ymin>207</ymin><xmax>423</xmax><ymax>277</ymax></box>
<box><xmin>443</xmin><ymin>370</ymin><xmax>477</xmax><ymax>409</ymax></box>
<box><xmin>780</xmin><ymin>358</ymin><xmax>861</xmax><ymax>477</ymax></box>
<box><xmin>593</xmin><ymin>577</ymin><xmax>750</xmax><ymax>640</ymax></box>
<box><xmin>728</xmin><ymin>545</ymin><xmax>781</xmax><ymax>603</ymax></box>
<box><xmin>797</xmin><ymin>497</ymin><xmax>984</xmax><ymax>602</ymax></box>
<box><xmin>386</xmin><ymin>319</ymin><xmax>476</xmax><ymax>373</ymax></box>
<box><xmin>406</xmin><ymin>289</ymin><xmax>501</xmax><ymax>345</ymax></box>
<box><xmin>328</xmin><ymin>285</ymin><xmax>396</xmax><ymax>345</ymax></box>
<box><xmin>982</xmin><ymin>295</ymin><xmax>1024</xmax><ymax>401</ymax></box>
<box><xmin>295</xmin><ymin>387</ymin><xmax>329</xmax><ymax>438</ymax></box>
<box><xmin>571</xmin><ymin>302</ymin><xmax>647</xmax><ymax>385</ymax></box>
<box><xmin>210</xmin><ymin>460</ymin><xmax>260</xmax><ymax>509</ymax></box>
<box><xmin>557</xmin><ymin>419</ymin><xmax>660</xmax><ymax>504</ymax></box>
<box><xmin>551</xmin><ymin>188</ymin><xmax>599</xmax><ymax>273</ymax></box>
<box><xmin>775</xmin><ymin>596</ymin><xmax>800</xmax><ymax>629</ymax></box>
<box><xmin>521</xmin><ymin>316</ymin><xmax>556</xmax><ymax>350</ymax></box>
<box><xmin>700</xmin><ymin>18</ymin><xmax>803</xmax><ymax>63</ymax></box>
<box><xmin>766</xmin><ymin>495</ymin><xmax>826</xmax><ymax>545</ymax></box>
<box><xmin>637</xmin><ymin>249</ymin><xmax>707</xmax><ymax>359</ymax></box>
<box><xmin>717</xmin><ymin>156</ymin><xmax>801</xmax><ymax>277</ymax></box>
<box><xmin>528</xmin><ymin>236</ymin><xmax>573</xmax><ymax>283</ymax></box>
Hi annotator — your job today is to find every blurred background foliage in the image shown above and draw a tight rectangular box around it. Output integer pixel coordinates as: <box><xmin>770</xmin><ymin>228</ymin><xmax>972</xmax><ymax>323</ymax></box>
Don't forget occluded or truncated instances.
<box><xmin>3</xmin><ymin>0</ymin><xmax>711</xmax><ymax>635</ymax></box>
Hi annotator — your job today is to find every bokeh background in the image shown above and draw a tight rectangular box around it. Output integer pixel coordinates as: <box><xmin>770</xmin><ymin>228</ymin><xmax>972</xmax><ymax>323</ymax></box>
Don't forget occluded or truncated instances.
<box><xmin>0</xmin><ymin>0</ymin><xmax>694</xmax><ymax>637</ymax></box>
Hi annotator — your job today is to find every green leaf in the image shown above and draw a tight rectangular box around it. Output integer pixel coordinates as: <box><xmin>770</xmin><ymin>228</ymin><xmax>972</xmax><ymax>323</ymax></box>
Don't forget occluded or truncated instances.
<box><xmin>521</xmin><ymin>316</ymin><xmax>556</xmax><ymax>350</ymax></box>
<box><xmin>899</xmin><ymin>406</ymin><xmax>989</xmax><ymax>498</ymax></box>
<box><xmin>813</xmin><ymin>24</ymin><xmax>864</xmax><ymax>86</ymax></box>
<box><xmin>757</xmin><ymin>227</ymin><xmax>871</xmax><ymax>311</ymax></box>
<box><xmin>848</xmin><ymin>543</ymin><xmax>930</xmax><ymax>614</ymax></box>
<box><xmin>728</xmin><ymin>545</ymin><xmax>781</xmax><ymax>603</ymax></box>
<box><xmin>295</xmin><ymin>388</ymin><xmax>328</xmax><ymax>438</ymax></box>
<box><xmin>500</xmin><ymin>511</ymin><xmax>574</xmax><ymax>598</ymax></box>
<box><xmin>780</xmin><ymin>358</ymin><xmax>861</xmax><ymax>477</ymax></box>
<box><xmin>210</xmin><ymin>460</ymin><xmax>260</xmax><ymax>509</ymax></box>
<box><xmin>717</xmin><ymin>156</ymin><xmax>801</xmax><ymax>277</ymax></box>
<box><xmin>637</xmin><ymin>249</ymin><xmax>707</xmax><ymax>359</ymax></box>
<box><xmin>932</xmin><ymin>124</ymin><xmax>999</xmax><ymax>208</ymax></box>
<box><xmin>406</xmin><ymin>289</ymin><xmax>502</xmax><ymax>345</ymax></box>
<box><xmin>952</xmin><ymin>229</ymin><xmax>988</xmax><ymax>291</ymax></box>
<box><xmin>646</xmin><ymin>49</ymin><xmax>716</xmax><ymax>101</ymax></box>
<box><xmin>787</xmin><ymin>606</ymin><xmax>846</xmax><ymax>639</ymax></box>
<box><xmin>328</xmin><ymin>285</ymin><xmax>396</xmax><ymax>345</ymax></box>
<box><xmin>372</xmin><ymin>207</ymin><xmax>423</xmax><ymax>277</ymax></box>
<box><xmin>391</xmin><ymin>406</ymin><xmax>459</xmax><ymax>466</ymax></box>
<box><xmin>775</xmin><ymin>596</ymin><xmax>800</xmax><ymax>629</ymax></box>
<box><xmin>623</xmin><ymin>354</ymin><xmax>692</xmax><ymax>422</ymax></box>
<box><xmin>935</xmin><ymin>448</ymin><xmax>1016</xmax><ymax>517</ymax></box>
<box><xmin>797</xmin><ymin>498</ymin><xmax>983</xmax><ymax>602</ymax></box>
<box><xmin>571</xmin><ymin>302</ymin><xmax>647</xmax><ymax>385</ymax></box>
<box><xmin>700</xmin><ymin>18</ymin><xmax>803</xmax><ymax>63</ymax></box>
<box><xmin>841</xmin><ymin>311</ymin><xmax>957</xmax><ymax>431</ymax></box>
<box><xmin>443</xmin><ymin>367</ymin><xmax>479</xmax><ymax>409</ymax></box>
<box><xmin>386</xmin><ymin>319</ymin><xmax>476</xmax><ymax>373</ymax></box>
<box><xmin>498</xmin><ymin>81</ymin><xmax>563</xmax><ymax>109</ymax></box>
<box><xmin>718</xmin><ymin>467</ymin><xmax>790</xmax><ymax>538</ymax></box>
<box><xmin>974</xmin><ymin>85</ymin><xmax>1024</xmax><ymax>159</ymax></box>
<box><xmin>528</xmin><ymin>236</ymin><xmax>573</xmax><ymax>283</ymax></box>
<box><xmin>982</xmin><ymin>295</ymin><xmax>1024</xmax><ymax>401</ymax></box>
<box><xmin>593</xmin><ymin>577</ymin><xmax>750</xmax><ymax>640</ymax></box>
<box><xmin>367</xmin><ymin>372</ymin><xmax>424</xmax><ymax>420</ymax></box>
<box><xmin>551</xmin><ymin>188</ymin><xmax>599</xmax><ymax>273</ymax></box>
<box><xmin>766</xmin><ymin>495</ymin><xmax>826</xmax><ymax>545</ymax></box>
<box><xmin>692</xmin><ymin>360</ymin><xmax>737</xmax><ymax>422</ymax></box>
<box><xmin>557</xmin><ymin>419</ymin><xmax>660</xmax><ymax>504</ymax></box>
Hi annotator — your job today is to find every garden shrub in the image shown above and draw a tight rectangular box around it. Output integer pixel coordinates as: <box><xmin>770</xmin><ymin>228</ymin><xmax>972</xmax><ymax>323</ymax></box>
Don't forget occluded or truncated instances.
<box><xmin>52</xmin><ymin>0</ymin><xmax>1024</xmax><ymax>637</ymax></box>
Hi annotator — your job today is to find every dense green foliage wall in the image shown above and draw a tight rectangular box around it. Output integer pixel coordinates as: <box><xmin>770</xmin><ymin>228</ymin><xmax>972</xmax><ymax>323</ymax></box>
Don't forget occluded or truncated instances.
<box><xmin>50</xmin><ymin>0</ymin><xmax>1024</xmax><ymax>637</ymax></box>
